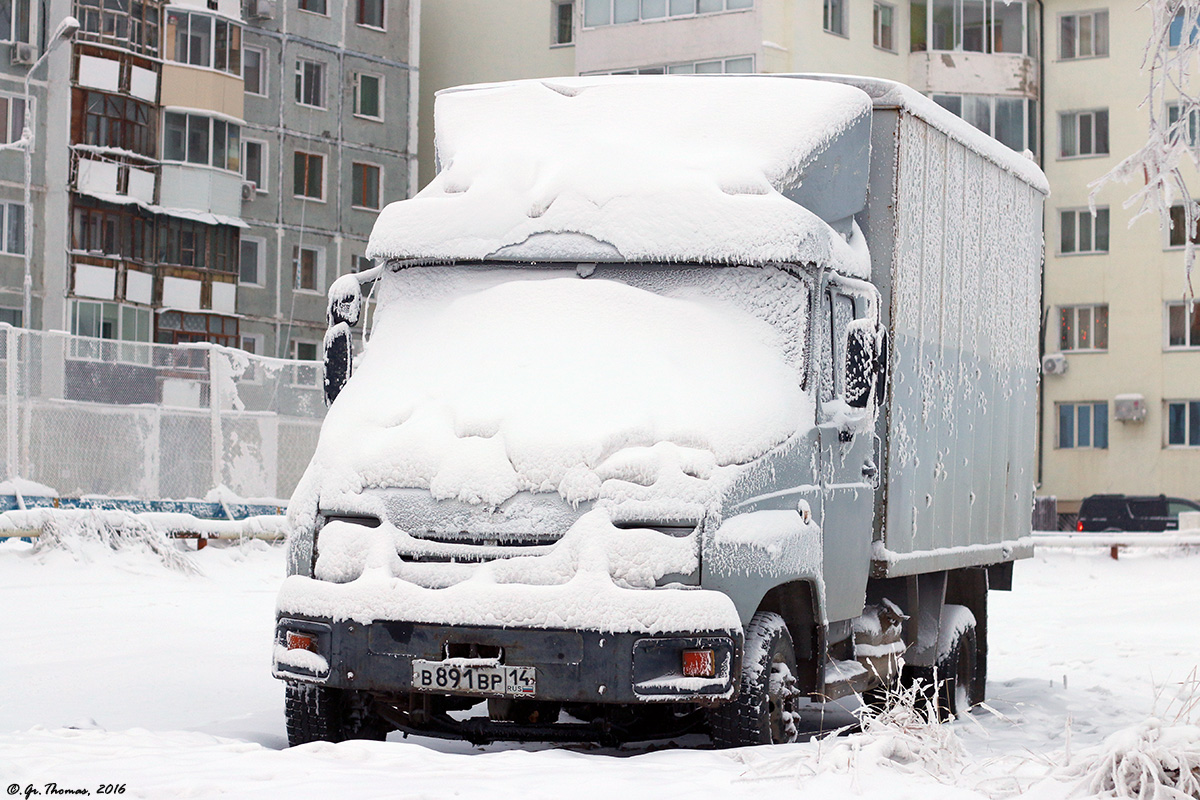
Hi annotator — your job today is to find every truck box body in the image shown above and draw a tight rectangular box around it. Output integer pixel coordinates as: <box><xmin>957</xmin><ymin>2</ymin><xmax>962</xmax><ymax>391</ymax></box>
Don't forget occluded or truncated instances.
<box><xmin>842</xmin><ymin>77</ymin><xmax>1044</xmax><ymax>576</ymax></box>
<box><xmin>273</xmin><ymin>75</ymin><xmax>1048</xmax><ymax>747</ymax></box>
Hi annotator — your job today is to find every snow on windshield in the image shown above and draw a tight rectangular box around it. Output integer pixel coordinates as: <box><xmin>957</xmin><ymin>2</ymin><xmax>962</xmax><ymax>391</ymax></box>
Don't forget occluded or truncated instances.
<box><xmin>296</xmin><ymin>266</ymin><xmax>812</xmax><ymax>514</ymax></box>
<box><xmin>366</xmin><ymin>76</ymin><xmax>872</xmax><ymax>274</ymax></box>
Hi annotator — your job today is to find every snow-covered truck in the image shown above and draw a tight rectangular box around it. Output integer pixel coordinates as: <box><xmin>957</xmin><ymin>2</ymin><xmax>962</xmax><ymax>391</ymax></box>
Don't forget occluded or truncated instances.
<box><xmin>272</xmin><ymin>75</ymin><xmax>1048</xmax><ymax>747</ymax></box>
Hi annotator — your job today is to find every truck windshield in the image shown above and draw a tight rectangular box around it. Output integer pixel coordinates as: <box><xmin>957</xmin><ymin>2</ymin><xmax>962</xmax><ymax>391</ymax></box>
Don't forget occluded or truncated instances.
<box><xmin>316</xmin><ymin>263</ymin><xmax>815</xmax><ymax>508</ymax></box>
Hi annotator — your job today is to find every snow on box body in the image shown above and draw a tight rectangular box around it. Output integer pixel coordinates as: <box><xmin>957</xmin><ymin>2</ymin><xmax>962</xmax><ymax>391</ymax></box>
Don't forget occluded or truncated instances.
<box><xmin>807</xmin><ymin>75</ymin><xmax>1047</xmax><ymax>573</ymax></box>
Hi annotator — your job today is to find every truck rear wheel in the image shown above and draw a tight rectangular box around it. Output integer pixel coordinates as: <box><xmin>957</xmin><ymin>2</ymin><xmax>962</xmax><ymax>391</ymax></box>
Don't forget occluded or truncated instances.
<box><xmin>707</xmin><ymin>612</ymin><xmax>801</xmax><ymax>747</ymax></box>
<box><xmin>285</xmin><ymin>682</ymin><xmax>389</xmax><ymax>746</ymax></box>
<box><xmin>904</xmin><ymin>604</ymin><xmax>979</xmax><ymax>721</ymax></box>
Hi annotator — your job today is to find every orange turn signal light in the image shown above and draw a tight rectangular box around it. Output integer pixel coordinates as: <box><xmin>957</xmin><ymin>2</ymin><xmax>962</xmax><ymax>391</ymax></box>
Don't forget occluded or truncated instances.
<box><xmin>682</xmin><ymin>648</ymin><xmax>715</xmax><ymax>678</ymax></box>
<box><xmin>286</xmin><ymin>631</ymin><xmax>316</xmax><ymax>652</ymax></box>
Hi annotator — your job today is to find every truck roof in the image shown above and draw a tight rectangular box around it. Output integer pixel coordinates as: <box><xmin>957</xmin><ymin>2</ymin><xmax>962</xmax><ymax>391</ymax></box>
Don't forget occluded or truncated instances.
<box><xmin>366</xmin><ymin>76</ymin><xmax>874</xmax><ymax>275</ymax></box>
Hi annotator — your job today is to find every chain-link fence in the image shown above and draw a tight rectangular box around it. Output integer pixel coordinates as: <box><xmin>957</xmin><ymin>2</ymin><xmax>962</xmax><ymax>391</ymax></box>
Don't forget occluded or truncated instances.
<box><xmin>0</xmin><ymin>325</ymin><xmax>326</xmax><ymax>502</ymax></box>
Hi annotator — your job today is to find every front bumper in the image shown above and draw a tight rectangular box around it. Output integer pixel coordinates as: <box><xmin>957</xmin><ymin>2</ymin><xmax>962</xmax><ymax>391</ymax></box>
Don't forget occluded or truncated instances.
<box><xmin>273</xmin><ymin>616</ymin><xmax>741</xmax><ymax>704</ymax></box>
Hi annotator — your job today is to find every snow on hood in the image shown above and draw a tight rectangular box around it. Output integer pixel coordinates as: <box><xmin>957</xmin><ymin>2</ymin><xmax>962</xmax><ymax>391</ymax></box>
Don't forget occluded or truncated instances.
<box><xmin>366</xmin><ymin>76</ymin><xmax>873</xmax><ymax>274</ymax></box>
<box><xmin>295</xmin><ymin>267</ymin><xmax>812</xmax><ymax>521</ymax></box>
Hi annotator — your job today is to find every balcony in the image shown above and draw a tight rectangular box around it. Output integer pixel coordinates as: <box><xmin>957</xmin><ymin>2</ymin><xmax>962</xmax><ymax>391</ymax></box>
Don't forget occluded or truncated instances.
<box><xmin>909</xmin><ymin>51</ymin><xmax>1038</xmax><ymax>98</ymax></box>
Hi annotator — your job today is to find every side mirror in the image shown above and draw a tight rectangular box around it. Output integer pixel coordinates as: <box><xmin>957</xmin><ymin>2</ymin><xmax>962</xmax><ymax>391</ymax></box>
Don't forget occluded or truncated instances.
<box><xmin>845</xmin><ymin>320</ymin><xmax>877</xmax><ymax>410</ymax></box>
<box><xmin>323</xmin><ymin>274</ymin><xmax>365</xmax><ymax>406</ymax></box>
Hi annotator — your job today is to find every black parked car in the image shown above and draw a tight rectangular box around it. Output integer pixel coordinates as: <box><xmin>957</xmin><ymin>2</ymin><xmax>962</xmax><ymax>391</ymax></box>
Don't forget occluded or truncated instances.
<box><xmin>1076</xmin><ymin>494</ymin><xmax>1200</xmax><ymax>532</ymax></box>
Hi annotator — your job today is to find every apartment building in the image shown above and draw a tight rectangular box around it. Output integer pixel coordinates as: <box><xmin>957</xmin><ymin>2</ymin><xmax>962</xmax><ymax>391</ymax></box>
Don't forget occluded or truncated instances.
<box><xmin>1040</xmin><ymin>1</ymin><xmax>1200</xmax><ymax>511</ymax></box>
<box><xmin>0</xmin><ymin>0</ymin><xmax>417</xmax><ymax>372</ymax></box>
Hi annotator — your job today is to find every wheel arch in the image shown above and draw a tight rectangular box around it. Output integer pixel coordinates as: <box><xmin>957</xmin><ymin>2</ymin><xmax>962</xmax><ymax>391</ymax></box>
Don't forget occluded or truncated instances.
<box><xmin>755</xmin><ymin>580</ymin><xmax>821</xmax><ymax>694</ymax></box>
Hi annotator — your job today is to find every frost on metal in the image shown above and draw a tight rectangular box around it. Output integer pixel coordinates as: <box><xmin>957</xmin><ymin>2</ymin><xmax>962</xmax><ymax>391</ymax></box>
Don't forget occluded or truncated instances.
<box><xmin>366</xmin><ymin>76</ymin><xmax>874</xmax><ymax>275</ymax></box>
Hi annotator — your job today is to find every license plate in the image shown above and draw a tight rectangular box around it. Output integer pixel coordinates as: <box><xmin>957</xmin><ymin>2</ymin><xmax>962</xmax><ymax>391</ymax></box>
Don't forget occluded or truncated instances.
<box><xmin>411</xmin><ymin>659</ymin><xmax>536</xmax><ymax>697</ymax></box>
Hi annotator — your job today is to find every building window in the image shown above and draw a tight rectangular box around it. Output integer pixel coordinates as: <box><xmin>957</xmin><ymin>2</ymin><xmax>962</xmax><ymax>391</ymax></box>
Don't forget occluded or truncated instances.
<box><xmin>242</xmin><ymin>139</ymin><xmax>267</xmax><ymax>192</ymax></box>
<box><xmin>1167</xmin><ymin>401</ymin><xmax>1200</xmax><ymax>446</ymax></box>
<box><xmin>1060</xmin><ymin>207</ymin><xmax>1109</xmax><ymax>254</ymax></box>
<box><xmin>1</xmin><ymin>0</ymin><xmax>33</xmax><ymax>43</ymax></box>
<box><xmin>1059</xmin><ymin>304</ymin><xmax>1108</xmax><ymax>352</ymax></box>
<box><xmin>292</xmin><ymin>245</ymin><xmax>324</xmax><ymax>292</ymax></box>
<box><xmin>1170</xmin><ymin>11</ymin><xmax>1200</xmax><ymax>48</ymax></box>
<box><xmin>298</xmin><ymin>0</ymin><xmax>328</xmax><ymax>15</ymax></box>
<box><xmin>0</xmin><ymin>308</ymin><xmax>21</xmax><ymax>326</ymax></box>
<box><xmin>157</xmin><ymin>219</ymin><xmax>240</xmax><ymax>273</ymax></box>
<box><xmin>293</xmin><ymin>151</ymin><xmax>325</xmax><ymax>199</ymax></box>
<box><xmin>874</xmin><ymin>2</ymin><xmax>895</xmax><ymax>50</ymax></box>
<box><xmin>72</xmin><ymin>200</ymin><xmax>155</xmax><ymax>262</ymax></box>
<box><xmin>357</xmin><ymin>0</ymin><xmax>384</xmax><ymax>28</ymax></box>
<box><xmin>914</xmin><ymin>0</ymin><xmax>1028</xmax><ymax>54</ymax></box>
<box><xmin>71</xmin><ymin>301</ymin><xmax>152</xmax><ymax>343</ymax></box>
<box><xmin>1166</xmin><ymin>302</ymin><xmax>1200</xmax><ymax>348</ymax></box>
<box><xmin>295</xmin><ymin>59</ymin><xmax>325</xmax><ymax>108</ymax></box>
<box><xmin>0</xmin><ymin>203</ymin><xmax>26</xmax><ymax>256</ymax></box>
<box><xmin>931</xmin><ymin>94</ymin><xmax>1033</xmax><ymax>153</ymax></box>
<box><xmin>243</xmin><ymin>46</ymin><xmax>267</xmax><ymax>96</ymax></box>
<box><xmin>553</xmin><ymin>1</ymin><xmax>574</xmax><ymax>44</ymax></box>
<box><xmin>163</xmin><ymin>112</ymin><xmax>240</xmax><ymax>171</ymax></box>
<box><xmin>353</xmin><ymin>73</ymin><xmax>383</xmax><ymax>120</ymax></box>
<box><xmin>1167</xmin><ymin>204</ymin><xmax>1200</xmax><ymax>248</ymax></box>
<box><xmin>1168</xmin><ymin>104</ymin><xmax>1200</xmax><ymax>150</ymax></box>
<box><xmin>582</xmin><ymin>0</ymin><xmax>751</xmax><ymax>27</ymax></box>
<box><xmin>165</xmin><ymin>10</ymin><xmax>241</xmax><ymax>75</ymax></box>
<box><xmin>77</xmin><ymin>91</ymin><xmax>156</xmax><ymax>158</ymax></box>
<box><xmin>1059</xmin><ymin>10</ymin><xmax>1108</xmax><ymax>59</ymax></box>
<box><xmin>351</xmin><ymin>162</ymin><xmax>382</xmax><ymax>209</ymax></box>
<box><xmin>354</xmin><ymin>255</ymin><xmax>374</xmax><ymax>272</ymax></box>
<box><xmin>157</xmin><ymin>310</ymin><xmax>238</xmax><ymax>347</ymax></box>
<box><xmin>824</xmin><ymin>0</ymin><xmax>846</xmax><ymax>35</ymax></box>
<box><xmin>1058</xmin><ymin>401</ymin><xmax>1108</xmax><ymax>449</ymax></box>
<box><xmin>1059</xmin><ymin>109</ymin><xmax>1108</xmax><ymax>158</ymax></box>
<box><xmin>74</xmin><ymin>0</ymin><xmax>161</xmax><ymax>56</ymax></box>
<box><xmin>1</xmin><ymin>95</ymin><xmax>28</xmax><ymax>146</ymax></box>
<box><xmin>240</xmin><ymin>237</ymin><xmax>264</xmax><ymax>285</ymax></box>
<box><xmin>240</xmin><ymin>333</ymin><xmax>263</xmax><ymax>355</ymax></box>
<box><xmin>603</xmin><ymin>55</ymin><xmax>753</xmax><ymax>75</ymax></box>
<box><xmin>290</xmin><ymin>339</ymin><xmax>320</xmax><ymax>386</ymax></box>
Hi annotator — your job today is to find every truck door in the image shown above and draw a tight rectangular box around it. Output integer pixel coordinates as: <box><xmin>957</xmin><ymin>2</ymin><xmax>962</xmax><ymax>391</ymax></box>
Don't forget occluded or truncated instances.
<box><xmin>817</xmin><ymin>284</ymin><xmax>877</xmax><ymax>623</ymax></box>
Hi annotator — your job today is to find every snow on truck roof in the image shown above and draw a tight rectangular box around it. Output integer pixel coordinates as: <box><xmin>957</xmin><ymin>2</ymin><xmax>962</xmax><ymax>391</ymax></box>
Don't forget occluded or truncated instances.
<box><xmin>365</xmin><ymin>76</ymin><xmax>875</xmax><ymax>272</ymax></box>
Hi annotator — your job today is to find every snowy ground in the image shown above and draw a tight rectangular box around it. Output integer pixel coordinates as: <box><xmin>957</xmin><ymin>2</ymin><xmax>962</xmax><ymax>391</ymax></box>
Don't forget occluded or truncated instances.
<box><xmin>1</xmin><ymin>538</ymin><xmax>1197</xmax><ymax>799</ymax></box>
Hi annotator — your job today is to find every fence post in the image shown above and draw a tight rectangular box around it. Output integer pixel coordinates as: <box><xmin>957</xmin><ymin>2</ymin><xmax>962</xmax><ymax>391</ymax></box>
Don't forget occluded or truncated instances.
<box><xmin>6</xmin><ymin>325</ymin><xmax>18</xmax><ymax>481</ymax></box>
<box><xmin>209</xmin><ymin>346</ymin><xmax>223</xmax><ymax>490</ymax></box>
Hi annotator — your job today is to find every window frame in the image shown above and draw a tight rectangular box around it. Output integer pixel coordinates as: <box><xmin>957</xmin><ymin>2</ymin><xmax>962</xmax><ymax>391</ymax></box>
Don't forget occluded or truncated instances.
<box><xmin>162</xmin><ymin>111</ymin><xmax>241</xmax><ymax>173</ymax></box>
<box><xmin>0</xmin><ymin>202</ymin><xmax>26</xmax><ymax>257</ymax></box>
<box><xmin>1058</xmin><ymin>303</ymin><xmax>1109</xmax><ymax>352</ymax></box>
<box><xmin>293</xmin><ymin>150</ymin><xmax>326</xmax><ymax>201</ymax></box>
<box><xmin>352</xmin><ymin>72</ymin><xmax>384</xmax><ymax>121</ymax></box>
<box><xmin>239</xmin><ymin>235</ymin><xmax>266</xmax><ymax>287</ymax></box>
<box><xmin>291</xmin><ymin>244</ymin><xmax>326</xmax><ymax>294</ymax></box>
<box><xmin>242</xmin><ymin>45</ymin><xmax>268</xmax><ymax>97</ymax></box>
<box><xmin>0</xmin><ymin>94</ymin><xmax>28</xmax><ymax>146</ymax></box>
<box><xmin>356</xmin><ymin>0</ymin><xmax>386</xmax><ymax>30</ymax></box>
<box><xmin>1058</xmin><ymin>9</ymin><xmax>1109</xmax><ymax>60</ymax></box>
<box><xmin>1059</xmin><ymin>109</ymin><xmax>1110</xmax><ymax>159</ymax></box>
<box><xmin>823</xmin><ymin>0</ymin><xmax>847</xmax><ymax>36</ymax></box>
<box><xmin>581</xmin><ymin>0</ymin><xmax>753</xmax><ymax>29</ymax></box>
<box><xmin>552</xmin><ymin>1</ymin><xmax>574</xmax><ymax>45</ymax></box>
<box><xmin>1059</xmin><ymin>207</ymin><xmax>1110</xmax><ymax>255</ymax></box>
<box><xmin>294</xmin><ymin>58</ymin><xmax>326</xmax><ymax>110</ymax></box>
<box><xmin>165</xmin><ymin>9</ymin><xmax>242</xmax><ymax>76</ymax></box>
<box><xmin>350</xmin><ymin>161</ymin><xmax>383</xmax><ymax>210</ymax></box>
<box><xmin>873</xmin><ymin>1</ymin><xmax>896</xmax><ymax>51</ymax></box>
<box><xmin>1165</xmin><ymin>400</ymin><xmax>1200</xmax><ymax>447</ymax></box>
<box><xmin>1057</xmin><ymin>401</ymin><xmax>1109</xmax><ymax>450</ymax></box>
<box><xmin>242</xmin><ymin>137</ymin><xmax>269</xmax><ymax>193</ymax></box>
<box><xmin>297</xmin><ymin>0</ymin><xmax>329</xmax><ymax>17</ymax></box>
<box><xmin>1165</xmin><ymin>301</ymin><xmax>1200</xmax><ymax>349</ymax></box>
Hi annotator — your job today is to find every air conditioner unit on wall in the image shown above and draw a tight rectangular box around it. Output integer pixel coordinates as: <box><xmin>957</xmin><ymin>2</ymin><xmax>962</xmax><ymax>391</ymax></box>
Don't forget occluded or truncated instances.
<box><xmin>10</xmin><ymin>43</ymin><xmax>37</xmax><ymax>66</ymax></box>
<box><xmin>250</xmin><ymin>0</ymin><xmax>275</xmax><ymax>19</ymax></box>
<box><xmin>1114</xmin><ymin>394</ymin><xmax>1147</xmax><ymax>423</ymax></box>
<box><xmin>1041</xmin><ymin>354</ymin><xmax>1069</xmax><ymax>375</ymax></box>
<box><xmin>241</xmin><ymin>181</ymin><xmax>256</xmax><ymax>201</ymax></box>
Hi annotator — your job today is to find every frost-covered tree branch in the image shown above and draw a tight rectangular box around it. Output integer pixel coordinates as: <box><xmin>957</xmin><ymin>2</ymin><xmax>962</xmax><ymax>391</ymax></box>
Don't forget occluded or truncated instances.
<box><xmin>1090</xmin><ymin>0</ymin><xmax>1200</xmax><ymax>299</ymax></box>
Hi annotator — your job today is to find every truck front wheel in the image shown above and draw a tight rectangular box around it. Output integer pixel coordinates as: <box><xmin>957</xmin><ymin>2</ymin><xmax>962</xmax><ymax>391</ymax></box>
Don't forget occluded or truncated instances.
<box><xmin>707</xmin><ymin>612</ymin><xmax>802</xmax><ymax>747</ymax></box>
<box><xmin>285</xmin><ymin>682</ymin><xmax>389</xmax><ymax>746</ymax></box>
